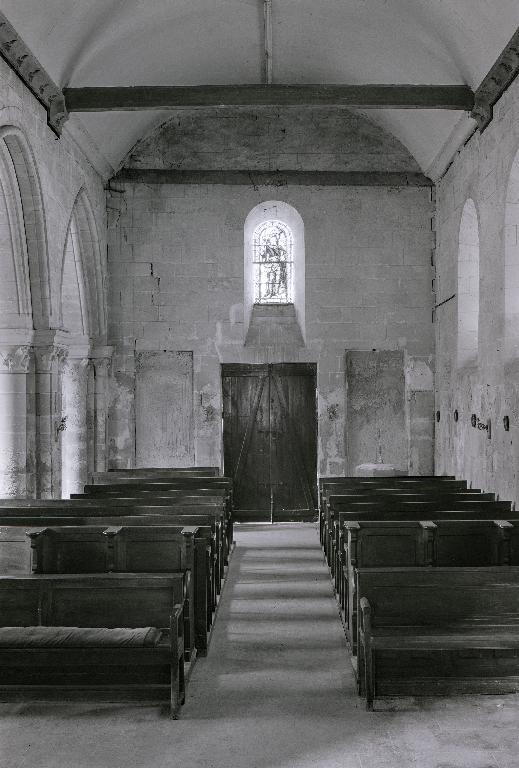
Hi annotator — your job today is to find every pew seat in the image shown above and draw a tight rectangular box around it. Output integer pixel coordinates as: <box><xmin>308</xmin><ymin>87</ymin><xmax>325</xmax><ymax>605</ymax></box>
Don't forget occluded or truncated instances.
<box><xmin>0</xmin><ymin>574</ymin><xmax>186</xmax><ymax>716</ymax></box>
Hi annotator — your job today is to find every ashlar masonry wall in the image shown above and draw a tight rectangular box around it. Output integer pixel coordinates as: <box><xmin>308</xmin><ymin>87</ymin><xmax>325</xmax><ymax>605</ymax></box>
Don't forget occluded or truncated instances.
<box><xmin>107</xmin><ymin>108</ymin><xmax>435</xmax><ymax>476</ymax></box>
<box><xmin>435</xmin><ymin>75</ymin><xmax>519</xmax><ymax>505</ymax></box>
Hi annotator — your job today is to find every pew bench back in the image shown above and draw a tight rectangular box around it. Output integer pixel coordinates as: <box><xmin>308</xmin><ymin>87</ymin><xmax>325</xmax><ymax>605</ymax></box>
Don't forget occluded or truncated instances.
<box><xmin>0</xmin><ymin>572</ymin><xmax>186</xmax><ymax>628</ymax></box>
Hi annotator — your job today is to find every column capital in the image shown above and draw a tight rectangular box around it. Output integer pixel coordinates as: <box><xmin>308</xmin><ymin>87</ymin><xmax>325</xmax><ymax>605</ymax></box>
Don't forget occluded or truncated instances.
<box><xmin>0</xmin><ymin>345</ymin><xmax>33</xmax><ymax>373</ymax></box>
<box><xmin>33</xmin><ymin>344</ymin><xmax>68</xmax><ymax>372</ymax></box>
<box><xmin>32</xmin><ymin>330</ymin><xmax>69</xmax><ymax>372</ymax></box>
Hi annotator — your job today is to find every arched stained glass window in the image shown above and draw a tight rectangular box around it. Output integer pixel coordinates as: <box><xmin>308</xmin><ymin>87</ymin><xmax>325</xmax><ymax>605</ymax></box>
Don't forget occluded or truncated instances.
<box><xmin>253</xmin><ymin>220</ymin><xmax>293</xmax><ymax>304</ymax></box>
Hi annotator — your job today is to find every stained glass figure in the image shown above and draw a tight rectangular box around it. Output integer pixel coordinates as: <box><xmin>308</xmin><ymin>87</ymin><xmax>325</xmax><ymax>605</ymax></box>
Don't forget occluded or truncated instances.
<box><xmin>253</xmin><ymin>220</ymin><xmax>293</xmax><ymax>303</ymax></box>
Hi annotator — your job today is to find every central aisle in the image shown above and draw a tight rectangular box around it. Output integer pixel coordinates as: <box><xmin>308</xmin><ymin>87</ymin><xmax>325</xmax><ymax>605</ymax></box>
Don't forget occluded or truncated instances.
<box><xmin>3</xmin><ymin>523</ymin><xmax>518</xmax><ymax>768</ymax></box>
<box><xmin>182</xmin><ymin>522</ymin><xmax>356</xmax><ymax>765</ymax></box>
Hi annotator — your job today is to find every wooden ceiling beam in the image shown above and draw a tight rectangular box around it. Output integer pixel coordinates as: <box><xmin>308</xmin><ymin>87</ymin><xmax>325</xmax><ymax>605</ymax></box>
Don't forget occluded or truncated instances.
<box><xmin>64</xmin><ymin>84</ymin><xmax>474</xmax><ymax>112</ymax></box>
<box><xmin>111</xmin><ymin>169</ymin><xmax>433</xmax><ymax>187</ymax></box>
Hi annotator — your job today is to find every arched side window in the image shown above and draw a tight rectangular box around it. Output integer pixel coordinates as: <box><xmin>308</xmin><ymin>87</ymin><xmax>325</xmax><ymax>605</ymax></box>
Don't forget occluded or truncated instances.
<box><xmin>253</xmin><ymin>219</ymin><xmax>293</xmax><ymax>304</ymax></box>
<box><xmin>244</xmin><ymin>201</ymin><xmax>305</xmax><ymax>342</ymax></box>
<box><xmin>457</xmin><ymin>198</ymin><xmax>480</xmax><ymax>368</ymax></box>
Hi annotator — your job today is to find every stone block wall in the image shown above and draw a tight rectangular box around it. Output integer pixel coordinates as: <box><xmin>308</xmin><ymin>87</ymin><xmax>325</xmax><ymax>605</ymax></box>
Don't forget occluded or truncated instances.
<box><xmin>435</xmin><ymin>75</ymin><xmax>519</xmax><ymax>504</ymax></box>
<box><xmin>107</xmin><ymin>175</ymin><xmax>435</xmax><ymax>475</ymax></box>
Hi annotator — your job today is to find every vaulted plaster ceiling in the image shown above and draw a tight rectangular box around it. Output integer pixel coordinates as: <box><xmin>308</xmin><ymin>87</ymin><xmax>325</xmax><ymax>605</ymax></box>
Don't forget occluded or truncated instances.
<box><xmin>3</xmin><ymin>0</ymin><xmax>519</xmax><ymax>175</ymax></box>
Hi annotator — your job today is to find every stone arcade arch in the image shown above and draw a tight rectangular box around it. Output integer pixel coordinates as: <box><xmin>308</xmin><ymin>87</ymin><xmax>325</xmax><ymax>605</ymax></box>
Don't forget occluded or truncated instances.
<box><xmin>0</xmin><ymin>127</ymin><xmax>51</xmax><ymax>329</ymax></box>
<box><xmin>0</xmin><ymin>126</ymin><xmax>50</xmax><ymax>496</ymax></box>
<box><xmin>60</xmin><ymin>188</ymin><xmax>107</xmax><ymax>497</ymax></box>
<box><xmin>457</xmin><ymin>198</ymin><xmax>480</xmax><ymax>368</ymax></box>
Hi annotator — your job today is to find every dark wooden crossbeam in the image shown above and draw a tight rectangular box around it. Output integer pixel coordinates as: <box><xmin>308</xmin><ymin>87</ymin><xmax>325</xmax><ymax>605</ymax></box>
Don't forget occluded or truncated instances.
<box><xmin>64</xmin><ymin>84</ymin><xmax>474</xmax><ymax>112</ymax></box>
<box><xmin>111</xmin><ymin>169</ymin><xmax>433</xmax><ymax>187</ymax></box>
<box><xmin>0</xmin><ymin>12</ymin><xmax>67</xmax><ymax>135</ymax></box>
<box><xmin>472</xmin><ymin>28</ymin><xmax>519</xmax><ymax>131</ymax></box>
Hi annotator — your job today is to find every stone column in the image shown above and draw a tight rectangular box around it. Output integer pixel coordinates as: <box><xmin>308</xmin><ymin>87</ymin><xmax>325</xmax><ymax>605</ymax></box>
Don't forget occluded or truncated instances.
<box><xmin>61</xmin><ymin>353</ymin><xmax>91</xmax><ymax>498</ymax></box>
<box><xmin>90</xmin><ymin>347</ymin><xmax>113</xmax><ymax>473</ymax></box>
<box><xmin>0</xmin><ymin>344</ymin><xmax>33</xmax><ymax>496</ymax></box>
<box><xmin>34</xmin><ymin>339</ymin><xmax>68</xmax><ymax>499</ymax></box>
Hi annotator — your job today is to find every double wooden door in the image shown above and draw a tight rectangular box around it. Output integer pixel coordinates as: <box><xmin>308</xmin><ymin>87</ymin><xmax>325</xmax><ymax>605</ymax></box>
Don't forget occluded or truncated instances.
<box><xmin>222</xmin><ymin>363</ymin><xmax>317</xmax><ymax>522</ymax></box>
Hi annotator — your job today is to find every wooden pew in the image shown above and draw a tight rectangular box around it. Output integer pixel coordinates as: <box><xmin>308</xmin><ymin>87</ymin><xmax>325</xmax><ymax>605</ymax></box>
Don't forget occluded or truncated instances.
<box><xmin>81</xmin><ymin>483</ymin><xmax>230</xmax><ymax>495</ymax></box>
<box><xmin>23</xmin><ymin>525</ymin><xmax>211</xmax><ymax>658</ymax></box>
<box><xmin>325</xmin><ymin>496</ymin><xmax>508</xmax><ymax>574</ymax></box>
<box><xmin>320</xmin><ymin>475</ymin><xmax>466</xmax><ymax>504</ymax></box>
<box><xmin>101</xmin><ymin>467</ymin><xmax>221</xmax><ymax>479</ymax></box>
<box><xmin>319</xmin><ymin>476</ymin><xmax>459</xmax><ymax>507</ymax></box>
<box><xmin>77</xmin><ymin>483</ymin><xmax>233</xmax><ymax>534</ymax></box>
<box><xmin>328</xmin><ymin>500</ymin><xmax>512</xmax><ymax>582</ymax></box>
<box><xmin>0</xmin><ymin>500</ymin><xmax>227</xmax><ymax>583</ymax></box>
<box><xmin>91</xmin><ymin>476</ymin><xmax>230</xmax><ymax>487</ymax></box>
<box><xmin>69</xmin><ymin>490</ymin><xmax>234</xmax><ymax>558</ymax></box>
<box><xmin>0</xmin><ymin>511</ymin><xmax>221</xmax><ymax>615</ymax></box>
<box><xmin>342</xmin><ymin>518</ymin><xmax>514</xmax><ymax>652</ymax></box>
<box><xmin>319</xmin><ymin>478</ymin><xmax>469</xmax><ymax>543</ymax></box>
<box><xmin>0</xmin><ymin>573</ymin><xmax>186</xmax><ymax>716</ymax></box>
<box><xmin>84</xmin><ymin>477</ymin><xmax>233</xmax><ymax>518</ymax></box>
<box><xmin>357</xmin><ymin>566</ymin><xmax>519</xmax><ymax>710</ymax></box>
<box><xmin>319</xmin><ymin>476</ymin><xmax>463</xmax><ymax>536</ymax></box>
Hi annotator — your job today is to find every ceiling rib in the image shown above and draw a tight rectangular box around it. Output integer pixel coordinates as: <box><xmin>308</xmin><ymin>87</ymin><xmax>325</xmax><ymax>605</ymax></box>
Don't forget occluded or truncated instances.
<box><xmin>0</xmin><ymin>11</ymin><xmax>67</xmax><ymax>135</ymax></box>
<box><xmin>471</xmin><ymin>28</ymin><xmax>519</xmax><ymax>131</ymax></box>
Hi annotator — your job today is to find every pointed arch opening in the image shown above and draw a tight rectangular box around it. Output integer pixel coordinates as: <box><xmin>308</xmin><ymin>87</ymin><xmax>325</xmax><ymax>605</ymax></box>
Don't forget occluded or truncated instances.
<box><xmin>60</xmin><ymin>189</ymin><xmax>106</xmax><ymax>499</ymax></box>
<box><xmin>60</xmin><ymin>188</ymin><xmax>106</xmax><ymax>342</ymax></box>
<box><xmin>0</xmin><ymin>127</ymin><xmax>50</xmax><ymax>330</ymax></box>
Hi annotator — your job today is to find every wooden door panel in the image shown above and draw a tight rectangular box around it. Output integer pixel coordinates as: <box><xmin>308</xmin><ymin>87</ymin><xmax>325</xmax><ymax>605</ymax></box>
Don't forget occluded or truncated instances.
<box><xmin>222</xmin><ymin>363</ymin><xmax>317</xmax><ymax>522</ymax></box>
<box><xmin>239</xmin><ymin>374</ymin><xmax>270</xmax><ymax>517</ymax></box>
<box><xmin>270</xmin><ymin>368</ymin><xmax>317</xmax><ymax>520</ymax></box>
<box><xmin>222</xmin><ymin>366</ymin><xmax>270</xmax><ymax>521</ymax></box>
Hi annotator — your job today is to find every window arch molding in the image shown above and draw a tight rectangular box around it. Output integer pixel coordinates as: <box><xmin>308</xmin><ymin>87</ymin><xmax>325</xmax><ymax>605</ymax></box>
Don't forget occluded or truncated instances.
<box><xmin>244</xmin><ymin>201</ymin><xmax>305</xmax><ymax>339</ymax></box>
<box><xmin>457</xmin><ymin>197</ymin><xmax>480</xmax><ymax>368</ymax></box>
